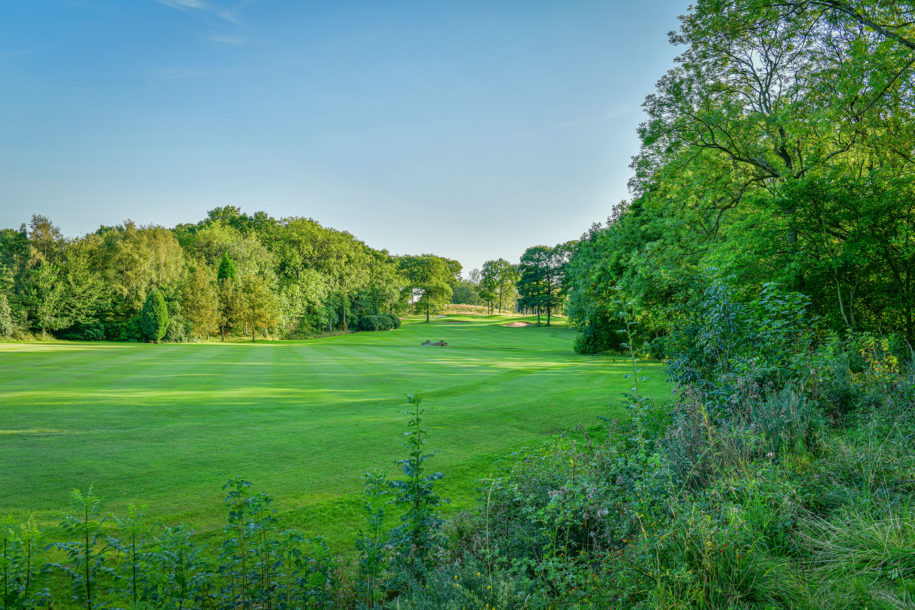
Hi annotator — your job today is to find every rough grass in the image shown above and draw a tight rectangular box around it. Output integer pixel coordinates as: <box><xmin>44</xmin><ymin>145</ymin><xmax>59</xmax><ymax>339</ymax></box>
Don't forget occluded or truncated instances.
<box><xmin>0</xmin><ymin>314</ymin><xmax>667</xmax><ymax>547</ymax></box>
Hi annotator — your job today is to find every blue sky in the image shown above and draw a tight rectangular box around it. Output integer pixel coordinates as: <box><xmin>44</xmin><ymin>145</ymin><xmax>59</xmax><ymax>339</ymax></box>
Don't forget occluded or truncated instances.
<box><xmin>0</xmin><ymin>0</ymin><xmax>688</xmax><ymax>273</ymax></box>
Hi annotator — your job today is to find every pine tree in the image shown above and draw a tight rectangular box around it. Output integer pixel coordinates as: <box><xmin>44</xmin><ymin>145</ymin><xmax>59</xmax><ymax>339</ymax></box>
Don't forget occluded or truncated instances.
<box><xmin>217</xmin><ymin>253</ymin><xmax>236</xmax><ymax>282</ymax></box>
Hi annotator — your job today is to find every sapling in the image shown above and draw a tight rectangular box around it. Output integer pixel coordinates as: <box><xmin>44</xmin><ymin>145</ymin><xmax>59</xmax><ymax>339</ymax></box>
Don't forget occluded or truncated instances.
<box><xmin>389</xmin><ymin>394</ymin><xmax>445</xmax><ymax>583</ymax></box>
<box><xmin>218</xmin><ymin>477</ymin><xmax>276</xmax><ymax>609</ymax></box>
<box><xmin>355</xmin><ymin>469</ymin><xmax>390</xmax><ymax>607</ymax></box>
<box><xmin>51</xmin><ymin>485</ymin><xmax>111</xmax><ymax>610</ymax></box>
<box><xmin>1</xmin><ymin>515</ymin><xmax>45</xmax><ymax>609</ymax></box>
<box><xmin>110</xmin><ymin>504</ymin><xmax>147</xmax><ymax>606</ymax></box>
<box><xmin>149</xmin><ymin>524</ymin><xmax>209</xmax><ymax>610</ymax></box>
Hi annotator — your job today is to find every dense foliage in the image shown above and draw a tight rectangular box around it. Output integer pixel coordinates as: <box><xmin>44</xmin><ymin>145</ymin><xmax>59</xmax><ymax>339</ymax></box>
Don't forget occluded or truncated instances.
<box><xmin>394</xmin><ymin>283</ymin><xmax>914</xmax><ymax>608</ymax></box>
<box><xmin>564</xmin><ymin>0</ymin><xmax>915</xmax><ymax>356</ymax></box>
<box><xmin>0</xmin><ymin>208</ymin><xmax>461</xmax><ymax>341</ymax></box>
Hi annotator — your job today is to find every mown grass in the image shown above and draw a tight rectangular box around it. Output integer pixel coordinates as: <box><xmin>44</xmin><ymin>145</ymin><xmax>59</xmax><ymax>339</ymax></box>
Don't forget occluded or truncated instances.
<box><xmin>0</xmin><ymin>314</ymin><xmax>668</xmax><ymax>547</ymax></box>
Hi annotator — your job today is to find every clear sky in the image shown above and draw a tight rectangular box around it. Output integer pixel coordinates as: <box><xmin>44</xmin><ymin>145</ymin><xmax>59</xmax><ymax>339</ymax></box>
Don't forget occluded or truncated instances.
<box><xmin>0</xmin><ymin>0</ymin><xmax>688</xmax><ymax>273</ymax></box>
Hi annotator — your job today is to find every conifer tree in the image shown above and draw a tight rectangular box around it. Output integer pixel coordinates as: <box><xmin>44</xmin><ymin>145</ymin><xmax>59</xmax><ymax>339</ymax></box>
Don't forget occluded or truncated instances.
<box><xmin>217</xmin><ymin>252</ymin><xmax>236</xmax><ymax>282</ymax></box>
<box><xmin>140</xmin><ymin>288</ymin><xmax>169</xmax><ymax>342</ymax></box>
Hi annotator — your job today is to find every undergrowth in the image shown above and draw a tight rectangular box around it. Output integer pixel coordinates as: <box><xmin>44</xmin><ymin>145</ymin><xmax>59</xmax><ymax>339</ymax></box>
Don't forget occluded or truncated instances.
<box><xmin>3</xmin><ymin>283</ymin><xmax>913</xmax><ymax>608</ymax></box>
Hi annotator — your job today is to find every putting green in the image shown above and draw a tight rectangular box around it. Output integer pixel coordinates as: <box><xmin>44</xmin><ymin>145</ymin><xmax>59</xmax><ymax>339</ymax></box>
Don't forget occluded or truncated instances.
<box><xmin>0</xmin><ymin>315</ymin><xmax>668</xmax><ymax>546</ymax></box>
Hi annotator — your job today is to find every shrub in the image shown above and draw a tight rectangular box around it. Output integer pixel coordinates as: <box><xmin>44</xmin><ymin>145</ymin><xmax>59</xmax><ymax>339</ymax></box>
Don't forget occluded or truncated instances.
<box><xmin>116</xmin><ymin>315</ymin><xmax>144</xmax><ymax>342</ymax></box>
<box><xmin>664</xmin><ymin>281</ymin><xmax>814</xmax><ymax>416</ymax></box>
<box><xmin>745</xmin><ymin>385</ymin><xmax>824</xmax><ymax>457</ymax></box>
<box><xmin>51</xmin><ymin>486</ymin><xmax>112</xmax><ymax>609</ymax></box>
<box><xmin>59</xmin><ymin>320</ymin><xmax>106</xmax><ymax>341</ymax></box>
<box><xmin>572</xmin><ymin>316</ymin><xmax>625</xmax><ymax>354</ymax></box>
<box><xmin>358</xmin><ymin>314</ymin><xmax>398</xmax><ymax>332</ymax></box>
<box><xmin>0</xmin><ymin>515</ymin><xmax>48</xmax><ymax>608</ymax></box>
<box><xmin>164</xmin><ymin>315</ymin><xmax>190</xmax><ymax>343</ymax></box>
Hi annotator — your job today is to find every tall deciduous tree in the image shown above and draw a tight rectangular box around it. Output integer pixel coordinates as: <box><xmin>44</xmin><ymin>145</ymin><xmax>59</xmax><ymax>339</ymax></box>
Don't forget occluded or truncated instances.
<box><xmin>493</xmin><ymin>259</ymin><xmax>520</xmax><ymax>313</ymax></box>
<box><xmin>239</xmin><ymin>275</ymin><xmax>280</xmax><ymax>342</ymax></box>
<box><xmin>183</xmin><ymin>264</ymin><xmax>218</xmax><ymax>340</ymax></box>
<box><xmin>518</xmin><ymin>247</ymin><xmax>549</xmax><ymax>325</ymax></box>
<box><xmin>400</xmin><ymin>255</ymin><xmax>458</xmax><ymax>322</ymax></box>
<box><xmin>479</xmin><ymin>261</ymin><xmax>499</xmax><ymax>314</ymax></box>
<box><xmin>25</xmin><ymin>263</ymin><xmax>67</xmax><ymax>335</ymax></box>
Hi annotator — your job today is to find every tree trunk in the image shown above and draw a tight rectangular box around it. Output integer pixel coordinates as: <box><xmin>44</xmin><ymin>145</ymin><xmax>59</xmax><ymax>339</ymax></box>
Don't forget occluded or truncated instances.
<box><xmin>426</xmin><ymin>305</ymin><xmax>430</xmax><ymax>323</ymax></box>
<box><xmin>546</xmin><ymin>304</ymin><xmax>551</xmax><ymax>326</ymax></box>
<box><xmin>536</xmin><ymin>307</ymin><xmax>541</xmax><ymax>326</ymax></box>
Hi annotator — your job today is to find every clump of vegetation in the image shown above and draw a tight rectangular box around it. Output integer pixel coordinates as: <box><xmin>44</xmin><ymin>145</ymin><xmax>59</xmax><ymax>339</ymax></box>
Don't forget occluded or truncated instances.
<box><xmin>392</xmin><ymin>283</ymin><xmax>913</xmax><ymax>608</ymax></box>
<box><xmin>358</xmin><ymin>313</ymin><xmax>401</xmax><ymax>332</ymax></box>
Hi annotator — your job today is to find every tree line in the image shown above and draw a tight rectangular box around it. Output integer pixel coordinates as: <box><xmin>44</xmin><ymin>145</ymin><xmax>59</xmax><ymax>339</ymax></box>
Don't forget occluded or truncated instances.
<box><xmin>0</xmin><ymin>204</ymin><xmax>587</xmax><ymax>341</ymax></box>
<box><xmin>0</xmin><ymin>207</ymin><xmax>462</xmax><ymax>341</ymax></box>
<box><xmin>452</xmin><ymin>242</ymin><xmax>577</xmax><ymax>325</ymax></box>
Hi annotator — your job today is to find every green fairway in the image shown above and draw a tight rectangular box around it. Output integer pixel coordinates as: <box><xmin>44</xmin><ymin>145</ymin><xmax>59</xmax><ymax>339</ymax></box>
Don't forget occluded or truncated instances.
<box><xmin>0</xmin><ymin>315</ymin><xmax>668</xmax><ymax>546</ymax></box>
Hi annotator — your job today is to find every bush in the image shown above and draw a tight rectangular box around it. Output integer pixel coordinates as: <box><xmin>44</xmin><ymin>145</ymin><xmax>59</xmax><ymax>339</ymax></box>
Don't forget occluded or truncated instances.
<box><xmin>745</xmin><ymin>385</ymin><xmax>825</xmax><ymax>457</ymax></box>
<box><xmin>116</xmin><ymin>315</ymin><xmax>144</xmax><ymax>342</ymax></box>
<box><xmin>165</xmin><ymin>315</ymin><xmax>190</xmax><ymax>343</ymax></box>
<box><xmin>572</xmin><ymin>316</ymin><xmax>625</xmax><ymax>354</ymax></box>
<box><xmin>59</xmin><ymin>321</ymin><xmax>106</xmax><ymax>341</ymax></box>
<box><xmin>664</xmin><ymin>281</ymin><xmax>815</xmax><ymax>418</ymax></box>
<box><xmin>358</xmin><ymin>314</ymin><xmax>399</xmax><ymax>332</ymax></box>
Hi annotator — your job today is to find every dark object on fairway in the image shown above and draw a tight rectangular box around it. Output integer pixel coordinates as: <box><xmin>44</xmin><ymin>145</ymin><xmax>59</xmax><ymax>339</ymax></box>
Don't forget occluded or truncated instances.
<box><xmin>421</xmin><ymin>340</ymin><xmax>448</xmax><ymax>347</ymax></box>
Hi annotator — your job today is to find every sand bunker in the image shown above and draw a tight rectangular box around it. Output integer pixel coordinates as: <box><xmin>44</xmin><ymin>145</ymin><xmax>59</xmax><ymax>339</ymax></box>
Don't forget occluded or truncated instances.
<box><xmin>503</xmin><ymin>321</ymin><xmax>534</xmax><ymax>327</ymax></box>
